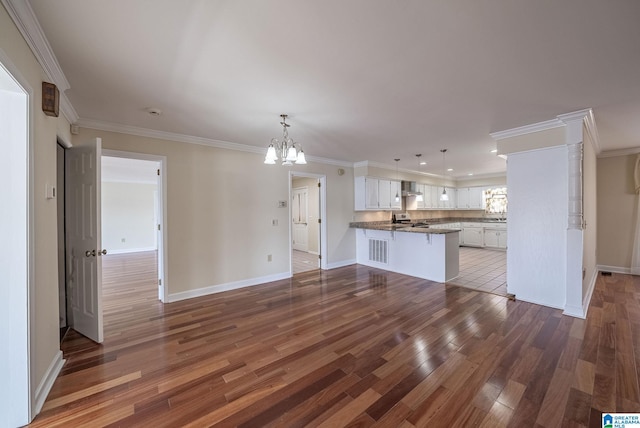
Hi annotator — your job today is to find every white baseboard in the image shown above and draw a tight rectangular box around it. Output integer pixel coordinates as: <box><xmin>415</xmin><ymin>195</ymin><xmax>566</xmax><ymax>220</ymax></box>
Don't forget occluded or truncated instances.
<box><xmin>167</xmin><ymin>272</ymin><xmax>291</xmax><ymax>303</ymax></box>
<box><xmin>33</xmin><ymin>350</ymin><xmax>64</xmax><ymax>417</ymax></box>
<box><xmin>107</xmin><ymin>247</ymin><xmax>157</xmax><ymax>255</ymax></box>
<box><xmin>511</xmin><ymin>294</ymin><xmax>565</xmax><ymax>311</ymax></box>
<box><xmin>597</xmin><ymin>265</ymin><xmax>631</xmax><ymax>274</ymax></box>
<box><xmin>326</xmin><ymin>259</ymin><xmax>356</xmax><ymax>270</ymax></box>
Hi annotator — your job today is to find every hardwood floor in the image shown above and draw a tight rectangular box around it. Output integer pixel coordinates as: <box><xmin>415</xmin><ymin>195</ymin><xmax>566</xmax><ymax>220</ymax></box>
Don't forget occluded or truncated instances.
<box><xmin>29</xmin><ymin>253</ymin><xmax>639</xmax><ymax>427</ymax></box>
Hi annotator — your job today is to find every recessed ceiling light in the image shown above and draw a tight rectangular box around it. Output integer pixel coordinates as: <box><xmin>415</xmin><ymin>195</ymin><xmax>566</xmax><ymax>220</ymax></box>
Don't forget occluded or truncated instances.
<box><xmin>447</xmin><ymin>168</ymin><xmax>453</xmax><ymax>172</ymax></box>
<box><xmin>420</xmin><ymin>161</ymin><xmax>426</xmax><ymax>165</ymax></box>
<box><xmin>145</xmin><ymin>107</ymin><xmax>162</xmax><ymax>116</ymax></box>
<box><xmin>490</xmin><ymin>149</ymin><xmax>498</xmax><ymax>153</ymax></box>
<box><xmin>468</xmin><ymin>173</ymin><xmax>474</xmax><ymax>176</ymax></box>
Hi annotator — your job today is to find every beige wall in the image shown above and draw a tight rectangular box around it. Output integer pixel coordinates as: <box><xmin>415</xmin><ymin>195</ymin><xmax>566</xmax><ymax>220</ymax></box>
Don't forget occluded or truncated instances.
<box><xmin>292</xmin><ymin>176</ymin><xmax>319</xmax><ymax>254</ymax></box>
<box><xmin>597</xmin><ymin>154</ymin><xmax>637</xmax><ymax>268</ymax></box>
<box><xmin>1</xmin><ymin>3</ymin><xmax>71</xmax><ymax>403</ymax></box>
<box><xmin>75</xmin><ymin>128</ymin><xmax>355</xmax><ymax>295</ymax></box>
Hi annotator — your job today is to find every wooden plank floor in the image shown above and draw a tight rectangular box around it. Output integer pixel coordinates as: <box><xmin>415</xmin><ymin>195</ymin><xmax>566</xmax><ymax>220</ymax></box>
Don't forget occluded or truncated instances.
<box><xmin>29</xmin><ymin>253</ymin><xmax>640</xmax><ymax>427</ymax></box>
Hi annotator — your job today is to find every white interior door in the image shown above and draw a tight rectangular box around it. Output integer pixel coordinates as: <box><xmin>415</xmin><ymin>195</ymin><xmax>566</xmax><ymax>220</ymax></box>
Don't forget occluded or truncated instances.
<box><xmin>292</xmin><ymin>187</ymin><xmax>308</xmax><ymax>252</ymax></box>
<box><xmin>66</xmin><ymin>137</ymin><xmax>104</xmax><ymax>343</ymax></box>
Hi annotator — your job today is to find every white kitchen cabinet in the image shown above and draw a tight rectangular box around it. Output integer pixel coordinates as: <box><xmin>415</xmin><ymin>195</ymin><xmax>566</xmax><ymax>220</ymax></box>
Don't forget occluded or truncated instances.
<box><xmin>365</xmin><ymin>177</ymin><xmax>378</xmax><ymax>209</ymax></box>
<box><xmin>484</xmin><ymin>228</ymin><xmax>507</xmax><ymax>249</ymax></box>
<box><xmin>456</xmin><ymin>187</ymin><xmax>485</xmax><ymax>209</ymax></box>
<box><xmin>354</xmin><ymin>176</ymin><xmax>402</xmax><ymax>210</ymax></box>
<box><xmin>378</xmin><ymin>179</ymin><xmax>391</xmax><ymax>208</ymax></box>
<box><xmin>437</xmin><ymin>187</ymin><xmax>456</xmax><ymax>209</ymax></box>
<box><xmin>462</xmin><ymin>226</ymin><xmax>484</xmax><ymax>247</ymax></box>
<box><xmin>390</xmin><ymin>180</ymin><xmax>402</xmax><ymax>209</ymax></box>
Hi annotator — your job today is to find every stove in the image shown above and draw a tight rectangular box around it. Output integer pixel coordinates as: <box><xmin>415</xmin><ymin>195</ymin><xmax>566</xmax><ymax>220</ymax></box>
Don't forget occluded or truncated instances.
<box><xmin>393</xmin><ymin>212</ymin><xmax>412</xmax><ymax>225</ymax></box>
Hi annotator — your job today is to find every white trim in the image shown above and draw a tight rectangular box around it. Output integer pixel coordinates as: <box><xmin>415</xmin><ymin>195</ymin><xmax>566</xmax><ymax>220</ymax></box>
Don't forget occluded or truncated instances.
<box><xmin>107</xmin><ymin>247</ymin><xmax>157</xmax><ymax>255</ymax></box>
<box><xmin>510</xmin><ymin>294</ymin><xmax>565</xmax><ymax>311</ymax></box>
<box><xmin>77</xmin><ymin>119</ymin><xmax>353</xmax><ymax>168</ymax></box>
<box><xmin>33</xmin><ymin>351</ymin><xmax>64</xmax><ymax>416</ymax></box>
<box><xmin>582</xmin><ymin>109</ymin><xmax>601</xmax><ymax>155</ymax></box>
<box><xmin>1</xmin><ymin>0</ymin><xmax>70</xmax><ymax>90</ymax></box>
<box><xmin>326</xmin><ymin>259</ymin><xmax>357</xmax><ymax>270</ymax></box>
<box><xmin>598</xmin><ymin>147</ymin><xmax>640</xmax><ymax>159</ymax></box>
<box><xmin>289</xmin><ymin>172</ymin><xmax>328</xmax><ymax>272</ymax></box>
<box><xmin>101</xmin><ymin>149</ymin><xmax>168</xmax><ymax>303</ymax></box>
<box><xmin>597</xmin><ymin>265</ymin><xmax>631</xmax><ymax>274</ymax></box>
<box><xmin>354</xmin><ymin>160</ymin><xmax>505</xmax><ymax>181</ymax></box>
<box><xmin>59</xmin><ymin>93</ymin><xmax>79</xmax><ymax>124</ymax></box>
<box><xmin>490</xmin><ymin>118</ymin><xmax>565</xmax><ymax>141</ymax></box>
<box><xmin>563</xmin><ymin>268</ymin><xmax>600</xmax><ymax>319</ymax></box>
<box><xmin>166</xmin><ymin>272</ymin><xmax>290</xmax><ymax>303</ymax></box>
<box><xmin>307</xmin><ymin>251</ymin><xmax>320</xmax><ymax>256</ymax></box>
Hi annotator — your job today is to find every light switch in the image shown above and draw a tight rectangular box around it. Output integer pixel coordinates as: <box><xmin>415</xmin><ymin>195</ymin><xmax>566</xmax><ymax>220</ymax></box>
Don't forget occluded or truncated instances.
<box><xmin>45</xmin><ymin>184</ymin><xmax>56</xmax><ymax>199</ymax></box>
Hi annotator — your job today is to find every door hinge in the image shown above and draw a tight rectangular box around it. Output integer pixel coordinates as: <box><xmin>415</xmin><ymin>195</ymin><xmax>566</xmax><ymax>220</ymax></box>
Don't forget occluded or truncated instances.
<box><xmin>318</xmin><ymin>218</ymin><xmax>321</xmax><ymax>224</ymax></box>
<box><xmin>317</xmin><ymin>182</ymin><xmax>321</xmax><ymax>188</ymax></box>
<box><xmin>157</xmin><ymin>224</ymin><xmax>161</xmax><ymax>230</ymax></box>
<box><xmin>318</xmin><ymin>255</ymin><xmax>322</xmax><ymax>260</ymax></box>
<box><xmin>158</xmin><ymin>278</ymin><xmax>162</xmax><ymax>286</ymax></box>
<box><xmin>157</xmin><ymin>169</ymin><xmax>160</xmax><ymax>176</ymax></box>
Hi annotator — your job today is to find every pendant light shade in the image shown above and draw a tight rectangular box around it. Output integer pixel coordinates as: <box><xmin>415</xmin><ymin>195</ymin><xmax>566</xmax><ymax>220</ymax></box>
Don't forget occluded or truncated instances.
<box><xmin>394</xmin><ymin>158</ymin><xmax>400</xmax><ymax>202</ymax></box>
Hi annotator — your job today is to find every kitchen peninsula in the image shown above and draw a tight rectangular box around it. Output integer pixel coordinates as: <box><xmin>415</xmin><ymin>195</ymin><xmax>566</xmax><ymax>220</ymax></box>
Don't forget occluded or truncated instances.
<box><xmin>350</xmin><ymin>222</ymin><xmax>460</xmax><ymax>283</ymax></box>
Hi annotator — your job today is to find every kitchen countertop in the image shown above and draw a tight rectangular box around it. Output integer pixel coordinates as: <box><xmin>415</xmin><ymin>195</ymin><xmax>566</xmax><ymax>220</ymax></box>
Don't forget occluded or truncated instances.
<box><xmin>349</xmin><ymin>217</ymin><xmax>506</xmax><ymax>234</ymax></box>
<box><xmin>350</xmin><ymin>223</ymin><xmax>460</xmax><ymax>234</ymax></box>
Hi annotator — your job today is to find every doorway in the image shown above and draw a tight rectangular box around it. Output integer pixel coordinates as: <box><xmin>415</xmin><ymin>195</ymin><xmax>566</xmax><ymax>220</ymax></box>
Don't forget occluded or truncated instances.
<box><xmin>0</xmin><ymin>51</ymin><xmax>31</xmax><ymax>425</ymax></box>
<box><xmin>290</xmin><ymin>173</ymin><xmax>327</xmax><ymax>274</ymax></box>
<box><xmin>101</xmin><ymin>151</ymin><xmax>167</xmax><ymax>302</ymax></box>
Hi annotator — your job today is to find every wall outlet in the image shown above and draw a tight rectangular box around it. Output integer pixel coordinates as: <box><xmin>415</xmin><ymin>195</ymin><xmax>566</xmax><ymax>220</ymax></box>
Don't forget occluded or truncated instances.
<box><xmin>267</xmin><ymin>254</ymin><xmax>272</xmax><ymax>262</ymax></box>
<box><xmin>272</xmin><ymin>219</ymin><xmax>278</xmax><ymax>226</ymax></box>
<box><xmin>278</xmin><ymin>200</ymin><xmax>287</xmax><ymax>208</ymax></box>
<box><xmin>121</xmin><ymin>238</ymin><xmax>126</xmax><ymax>243</ymax></box>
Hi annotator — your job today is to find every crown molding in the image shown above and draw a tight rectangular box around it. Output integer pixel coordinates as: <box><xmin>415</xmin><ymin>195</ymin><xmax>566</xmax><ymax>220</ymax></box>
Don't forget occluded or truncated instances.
<box><xmin>59</xmin><ymin>92</ymin><xmax>79</xmax><ymax>124</ymax></box>
<box><xmin>597</xmin><ymin>146</ymin><xmax>640</xmax><ymax>159</ymax></box>
<box><xmin>76</xmin><ymin>118</ymin><xmax>353</xmax><ymax>167</ymax></box>
<box><xmin>490</xmin><ymin>118</ymin><xmax>564</xmax><ymax>141</ymax></box>
<box><xmin>2</xmin><ymin>0</ymin><xmax>70</xmax><ymax>91</ymax></box>
<box><xmin>582</xmin><ymin>109</ymin><xmax>601</xmax><ymax>155</ymax></box>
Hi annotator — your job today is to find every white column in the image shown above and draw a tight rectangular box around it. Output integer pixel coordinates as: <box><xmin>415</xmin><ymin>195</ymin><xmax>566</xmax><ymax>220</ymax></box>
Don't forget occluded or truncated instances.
<box><xmin>559</xmin><ymin>112</ymin><xmax>586</xmax><ymax>317</ymax></box>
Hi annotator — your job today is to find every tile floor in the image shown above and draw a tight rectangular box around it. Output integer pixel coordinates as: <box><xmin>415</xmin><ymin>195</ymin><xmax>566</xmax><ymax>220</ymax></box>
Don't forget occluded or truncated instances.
<box><xmin>292</xmin><ymin>250</ymin><xmax>320</xmax><ymax>274</ymax></box>
<box><xmin>448</xmin><ymin>246</ymin><xmax>507</xmax><ymax>296</ymax></box>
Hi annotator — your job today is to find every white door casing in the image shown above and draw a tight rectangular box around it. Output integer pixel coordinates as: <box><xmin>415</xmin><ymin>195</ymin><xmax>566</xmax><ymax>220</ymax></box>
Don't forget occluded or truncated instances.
<box><xmin>66</xmin><ymin>138</ymin><xmax>104</xmax><ymax>343</ymax></box>
<box><xmin>292</xmin><ymin>187</ymin><xmax>308</xmax><ymax>252</ymax></box>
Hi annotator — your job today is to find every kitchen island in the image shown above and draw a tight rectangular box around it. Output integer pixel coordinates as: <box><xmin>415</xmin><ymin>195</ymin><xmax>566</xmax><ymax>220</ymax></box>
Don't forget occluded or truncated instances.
<box><xmin>351</xmin><ymin>223</ymin><xmax>460</xmax><ymax>283</ymax></box>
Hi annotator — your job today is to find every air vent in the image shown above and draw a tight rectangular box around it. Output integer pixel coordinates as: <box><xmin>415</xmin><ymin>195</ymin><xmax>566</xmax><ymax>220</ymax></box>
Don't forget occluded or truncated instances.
<box><xmin>368</xmin><ymin>239</ymin><xmax>388</xmax><ymax>264</ymax></box>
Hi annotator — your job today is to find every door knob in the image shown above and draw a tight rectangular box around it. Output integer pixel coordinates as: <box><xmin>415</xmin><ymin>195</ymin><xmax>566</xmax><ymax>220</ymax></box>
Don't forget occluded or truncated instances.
<box><xmin>99</xmin><ymin>249</ymin><xmax>108</xmax><ymax>256</ymax></box>
<box><xmin>85</xmin><ymin>250</ymin><xmax>96</xmax><ymax>257</ymax></box>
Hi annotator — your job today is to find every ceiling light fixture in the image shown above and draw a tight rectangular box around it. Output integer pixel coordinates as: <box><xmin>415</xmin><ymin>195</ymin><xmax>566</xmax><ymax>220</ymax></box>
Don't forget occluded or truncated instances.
<box><xmin>394</xmin><ymin>158</ymin><xmax>400</xmax><ymax>202</ymax></box>
<box><xmin>264</xmin><ymin>114</ymin><xmax>306</xmax><ymax>166</ymax></box>
<box><xmin>440</xmin><ymin>149</ymin><xmax>449</xmax><ymax>201</ymax></box>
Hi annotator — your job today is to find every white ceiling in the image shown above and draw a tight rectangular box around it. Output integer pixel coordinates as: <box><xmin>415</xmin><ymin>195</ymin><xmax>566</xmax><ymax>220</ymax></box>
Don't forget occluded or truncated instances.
<box><xmin>25</xmin><ymin>0</ymin><xmax>640</xmax><ymax>177</ymax></box>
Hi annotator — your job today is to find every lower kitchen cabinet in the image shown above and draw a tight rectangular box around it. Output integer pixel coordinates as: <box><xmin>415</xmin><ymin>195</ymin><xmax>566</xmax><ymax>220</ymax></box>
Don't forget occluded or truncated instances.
<box><xmin>462</xmin><ymin>227</ymin><xmax>484</xmax><ymax>247</ymax></box>
<box><xmin>484</xmin><ymin>228</ymin><xmax>507</xmax><ymax>249</ymax></box>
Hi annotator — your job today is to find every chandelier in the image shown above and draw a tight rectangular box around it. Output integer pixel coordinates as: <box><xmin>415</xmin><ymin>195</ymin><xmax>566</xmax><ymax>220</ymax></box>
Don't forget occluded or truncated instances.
<box><xmin>264</xmin><ymin>114</ymin><xmax>307</xmax><ymax>165</ymax></box>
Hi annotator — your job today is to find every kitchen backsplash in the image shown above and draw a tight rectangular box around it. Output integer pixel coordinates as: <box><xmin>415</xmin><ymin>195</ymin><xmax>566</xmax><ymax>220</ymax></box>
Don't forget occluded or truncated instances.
<box><xmin>353</xmin><ymin>210</ymin><xmax>505</xmax><ymax>223</ymax></box>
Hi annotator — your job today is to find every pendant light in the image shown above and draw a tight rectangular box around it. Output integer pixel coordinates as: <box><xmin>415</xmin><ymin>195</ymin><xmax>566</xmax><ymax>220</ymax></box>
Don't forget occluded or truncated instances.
<box><xmin>394</xmin><ymin>158</ymin><xmax>400</xmax><ymax>202</ymax></box>
<box><xmin>415</xmin><ymin>154</ymin><xmax>424</xmax><ymax>202</ymax></box>
<box><xmin>440</xmin><ymin>149</ymin><xmax>449</xmax><ymax>201</ymax></box>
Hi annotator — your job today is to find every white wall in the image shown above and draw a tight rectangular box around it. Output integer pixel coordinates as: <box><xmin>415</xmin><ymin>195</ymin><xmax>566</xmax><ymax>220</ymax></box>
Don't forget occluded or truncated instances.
<box><xmin>101</xmin><ymin>182</ymin><xmax>157</xmax><ymax>253</ymax></box>
<box><xmin>507</xmin><ymin>146</ymin><xmax>568</xmax><ymax>308</ymax></box>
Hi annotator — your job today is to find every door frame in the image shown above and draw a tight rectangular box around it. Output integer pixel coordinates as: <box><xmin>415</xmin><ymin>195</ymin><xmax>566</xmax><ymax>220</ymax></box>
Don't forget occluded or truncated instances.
<box><xmin>291</xmin><ymin>186</ymin><xmax>309</xmax><ymax>252</ymax></box>
<box><xmin>288</xmin><ymin>172</ymin><xmax>327</xmax><ymax>274</ymax></box>
<box><xmin>0</xmin><ymin>48</ymin><xmax>33</xmax><ymax>425</ymax></box>
<box><xmin>102</xmin><ymin>150</ymin><xmax>169</xmax><ymax>302</ymax></box>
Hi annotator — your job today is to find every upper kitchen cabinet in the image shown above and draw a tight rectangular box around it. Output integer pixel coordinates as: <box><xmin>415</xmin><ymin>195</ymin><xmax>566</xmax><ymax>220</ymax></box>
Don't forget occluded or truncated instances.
<box><xmin>437</xmin><ymin>186</ymin><xmax>456</xmax><ymax>209</ymax></box>
<box><xmin>354</xmin><ymin>176</ymin><xmax>402</xmax><ymax>210</ymax></box>
<box><xmin>456</xmin><ymin>187</ymin><xmax>485</xmax><ymax>210</ymax></box>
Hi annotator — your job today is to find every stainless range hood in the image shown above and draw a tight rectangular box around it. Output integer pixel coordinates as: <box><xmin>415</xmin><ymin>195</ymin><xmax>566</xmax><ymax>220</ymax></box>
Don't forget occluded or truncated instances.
<box><xmin>401</xmin><ymin>181</ymin><xmax>423</xmax><ymax>197</ymax></box>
